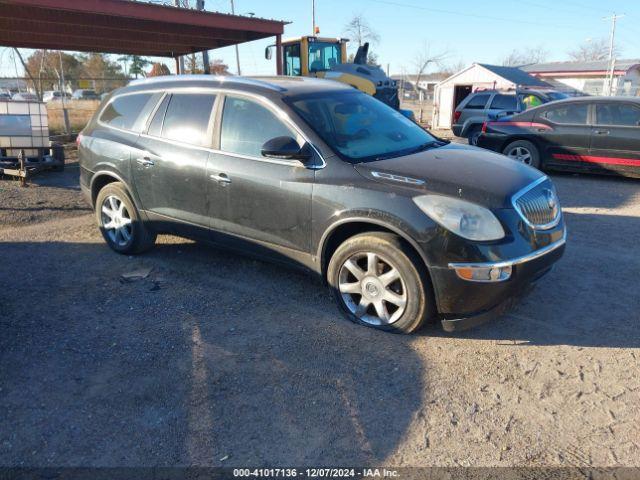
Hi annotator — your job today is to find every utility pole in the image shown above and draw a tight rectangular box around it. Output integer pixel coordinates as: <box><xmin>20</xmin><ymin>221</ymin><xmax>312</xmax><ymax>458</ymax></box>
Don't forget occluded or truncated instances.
<box><xmin>174</xmin><ymin>0</ymin><xmax>185</xmax><ymax>74</ymax></box>
<box><xmin>311</xmin><ymin>0</ymin><xmax>316</xmax><ymax>35</ymax></box>
<box><xmin>196</xmin><ymin>0</ymin><xmax>210</xmax><ymax>74</ymax></box>
<box><xmin>58</xmin><ymin>51</ymin><xmax>70</xmax><ymax>135</ymax></box>
<box><xmin>603</xmin><ymin>13</ymin><xmax>624</xmax><ymax>96</ymax></box>
<box><xmin>230</xmin><ymin>0</ymin><xmax>241</xmax><ymax>75</ymax></box>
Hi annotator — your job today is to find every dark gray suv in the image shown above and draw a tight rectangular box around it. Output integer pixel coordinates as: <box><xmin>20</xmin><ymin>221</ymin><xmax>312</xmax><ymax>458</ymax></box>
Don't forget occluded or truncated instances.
<box><xmin>453</xmin><ymin>89</ymin><xmax>568</xmax><ymax>145</ymax></box>
<box><xmin>79</xmin><ymin>76</ymin><xmax>566</xmax><ymax>334</ymax></box>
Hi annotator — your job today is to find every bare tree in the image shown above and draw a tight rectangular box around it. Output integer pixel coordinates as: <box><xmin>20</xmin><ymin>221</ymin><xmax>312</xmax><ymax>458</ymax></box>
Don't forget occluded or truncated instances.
<box><xmin>343</xmin><ymin>14</ymin><xmax>380</xmax><ymax>47</ymax></box>
<box><xmin>502</xmin><ymin>46</ymin><xmax>548</xmax><ymax>66</ymax></box>
<box><xmin>412</xmin><ymin>43</ymin><xmax>448</xmax><ymax>100</ymax></box>
<box><xmin>568</xmin><ymin>38</ymin><xmax>620</xmax><ymax>62</ymax></box>
<box><xmin>442</xmin><ymin>60</ymin><xmax>467</xmax><ymax>76</ymax></box>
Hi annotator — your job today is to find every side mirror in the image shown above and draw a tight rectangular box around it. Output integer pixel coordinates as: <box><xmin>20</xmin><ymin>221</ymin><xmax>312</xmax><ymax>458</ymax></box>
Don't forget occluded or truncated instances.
<box><xmin>261</xmin><ymin>136</ymin><xmax>312</xmax><ymax>162</ymax></box>
<box><xmin>265</xmin><ymin>46</ymin><xmax>273</xmax><ymax>60</ymax></box>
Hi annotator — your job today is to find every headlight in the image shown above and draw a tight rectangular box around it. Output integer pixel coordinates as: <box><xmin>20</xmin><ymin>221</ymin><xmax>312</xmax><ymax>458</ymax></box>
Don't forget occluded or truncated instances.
<box><xmin>413</xmin><ymin>195</ymin><xmax>505</xmax><ymax>241</ymax></box>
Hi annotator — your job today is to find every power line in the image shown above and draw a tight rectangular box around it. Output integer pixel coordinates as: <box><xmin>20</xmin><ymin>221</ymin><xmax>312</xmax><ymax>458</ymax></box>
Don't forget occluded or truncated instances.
<box><xmin>368</xmin><ymin>0</ymin><xmax>598</xmax><ymax>31</ymax></box>
<box><xmin>516</xmin><ymin>0</ymin><xmax>599</xmax><ymax>16</ymax></box>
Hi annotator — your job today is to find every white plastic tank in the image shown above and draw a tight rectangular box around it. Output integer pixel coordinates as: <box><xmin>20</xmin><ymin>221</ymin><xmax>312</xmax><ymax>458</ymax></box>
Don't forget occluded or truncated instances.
<box><xmin>0</xmin><ymin>100</ymin><xmax>50</xmax><ymax>158</ymax></box>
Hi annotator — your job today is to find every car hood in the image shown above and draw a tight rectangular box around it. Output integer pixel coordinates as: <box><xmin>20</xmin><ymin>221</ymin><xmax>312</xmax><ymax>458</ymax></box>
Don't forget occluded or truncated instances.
<box><xmin>354</xmin><ymin>143</ymin><xmax>543</xmax><ymax>209</ymax></box>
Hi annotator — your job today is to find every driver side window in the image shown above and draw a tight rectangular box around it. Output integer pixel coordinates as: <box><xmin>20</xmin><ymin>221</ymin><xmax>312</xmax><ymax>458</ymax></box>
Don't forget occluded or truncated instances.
<box><xmin>220</xmin><ymin>96</ymin><xmax>297</xmax><ymax>158</ymax></box>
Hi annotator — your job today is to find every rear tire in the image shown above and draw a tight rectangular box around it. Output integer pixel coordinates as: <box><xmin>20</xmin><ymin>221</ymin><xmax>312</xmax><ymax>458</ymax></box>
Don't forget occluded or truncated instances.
<box><xmin>503</xmin><ymin>140</ymin><xmax>541</xmax><ymax>169</ymax></box>
<box><xmin>327</xmin><ymin>232</ymin><xmax>435</xmax><ymax>334</ymax></box>
<box><xmin>95</xmin><ymin>182</ymin><xmax>156</xmax><ymax>255</ymax></box>
<box><xmin>467</xmin><ymin>126</ymin><xmax>482</xmax><ymax>146</ymax></box>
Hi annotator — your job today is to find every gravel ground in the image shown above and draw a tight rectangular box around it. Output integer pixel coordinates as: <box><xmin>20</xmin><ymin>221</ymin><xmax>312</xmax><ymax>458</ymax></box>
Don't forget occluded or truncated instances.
<box><xmin>1</xmin><ymin>149</ymin><xmax>639</xmax><ymax>468</ymax></box>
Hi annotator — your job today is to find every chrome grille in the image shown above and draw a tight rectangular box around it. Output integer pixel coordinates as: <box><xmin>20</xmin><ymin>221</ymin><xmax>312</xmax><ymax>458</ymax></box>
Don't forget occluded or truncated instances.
<box><xmin>513</xmin><ymin>178</ymin><xmax>561</xmax><ymax>229</ymax></box>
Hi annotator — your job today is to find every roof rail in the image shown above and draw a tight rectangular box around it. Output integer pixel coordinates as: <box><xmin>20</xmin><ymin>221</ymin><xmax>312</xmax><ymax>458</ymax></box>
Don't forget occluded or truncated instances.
<box><xmin>128</xmin><ymin>75</ymin><xmax>285</xmax><ymax>91</ymax></box>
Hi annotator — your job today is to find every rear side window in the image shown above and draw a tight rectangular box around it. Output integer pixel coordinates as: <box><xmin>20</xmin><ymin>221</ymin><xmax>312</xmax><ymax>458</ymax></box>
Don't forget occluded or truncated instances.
<box><xmin>542</xmin><ymin>104</ymin><xmax>588</xmax><ymax>125</ymax></box>
<box><xmin>220</xmin><ymin>96</ymin><xmax>296</xmax><ymax>158</ymax></box>
<box><xmin>464</xmin><ymin>94</ymin><xmax>490</xmax><ymax>110</ymax></box>
<box><xmin>158</xmin><ymin>93</ymin><xmax>216</xmax><ymax>146</ymax></box>
<box><xmin>490</xmin><ymin>94</ymin><xmax>518</xmax><ymax>110</ymax></box>
<box><xmin>595</xmin><ymin>103</ymin><xmax>640</xmax><ymax>126</ymax></box>
<box><xmin>100</xmin><ymin>93</ymin><xmax>154</xmax><ymax>131</ymax></box>
<box><xmin>147</xmin><ymin>95</ymin><xmax>170</xmax><ymax>137</ymax></box>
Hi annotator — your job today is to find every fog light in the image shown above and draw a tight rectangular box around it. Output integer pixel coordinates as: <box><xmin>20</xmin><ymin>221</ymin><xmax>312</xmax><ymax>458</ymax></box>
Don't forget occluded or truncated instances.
<box><xmin>454</xmin><ymin>265</ymin><xmax>512</xmax><ymax>282</ymax></box>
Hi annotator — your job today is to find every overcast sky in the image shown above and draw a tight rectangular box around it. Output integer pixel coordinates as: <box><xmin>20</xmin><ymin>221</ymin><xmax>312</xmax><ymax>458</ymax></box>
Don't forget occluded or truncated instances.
<box><xmin>1</xmin><ymin>0</ymin><xmax>638</xmax><ymax>77</ymax></box>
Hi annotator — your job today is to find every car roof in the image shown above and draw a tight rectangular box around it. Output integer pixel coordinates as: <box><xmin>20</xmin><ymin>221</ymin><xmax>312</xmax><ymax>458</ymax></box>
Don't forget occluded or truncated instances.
<box><xmin>469</xmin><ymin>88</ymin><xmax>560</xmax><ymax>95</ymax></box>
<box><xmin>544</xmin><ymin>96</ymin><xmax>640</xmax><ymax>104</ymax></box>
<box><xmin>514</xmin><ymin>95</ymin><xmax>640</xmax><ymax>117</ymax></box>
<box><xmin>123</xmin><ymin>75</ymin><xmax>352</xmax><ymax>98</ymax></box>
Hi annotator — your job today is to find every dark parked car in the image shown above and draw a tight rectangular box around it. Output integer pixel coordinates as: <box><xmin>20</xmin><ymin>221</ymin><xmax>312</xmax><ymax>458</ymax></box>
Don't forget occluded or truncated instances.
<box><xmin>72</xmin><ymin>89</ymin><xmax>99</xmax><ymax>100</ymax></box>
<box><xmin>78</xmin><ymin>76</ymin><xmax>566</xmax><ymax>334</ymax></box>
<box><xmin>478</xmin><ymin>96</ymin><xmax>640</xmax><ymax>177</ymax></box>
<box><xmin>453</xmin><ymin>88</ymin><xmax>568</xmax><ymax>145</ymax></box>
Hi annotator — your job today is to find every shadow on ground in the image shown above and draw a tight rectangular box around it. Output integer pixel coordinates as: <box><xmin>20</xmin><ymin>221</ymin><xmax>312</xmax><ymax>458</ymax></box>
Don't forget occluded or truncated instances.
<box><xmin>0</xmin><ymin>240</ymin><xmax>425</xmax><ymax>467</ymax></box>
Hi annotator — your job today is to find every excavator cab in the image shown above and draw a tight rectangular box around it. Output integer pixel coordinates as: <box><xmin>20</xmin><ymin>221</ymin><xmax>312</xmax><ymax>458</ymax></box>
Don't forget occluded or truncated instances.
<box><xmin>266</xmin><ymin>37</ymin><xmax>404</xmax><ymax>113</ymax></box>
<box><xmin>266</xmin><ymin>36</ymin><xmax>348</xmax><ymax>77</ymax></box>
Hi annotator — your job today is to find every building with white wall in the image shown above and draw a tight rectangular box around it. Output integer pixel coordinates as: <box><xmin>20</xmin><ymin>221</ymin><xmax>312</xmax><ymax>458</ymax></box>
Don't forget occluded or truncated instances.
<box><xmin>521</xmin><ymin>59</ymin><xmax>640</xmax><ymax>96</ymax></box>
<box><xmin>431</xmin><ymin>63</ymin><xmax>549</xmax><ymax>129</ymax></box>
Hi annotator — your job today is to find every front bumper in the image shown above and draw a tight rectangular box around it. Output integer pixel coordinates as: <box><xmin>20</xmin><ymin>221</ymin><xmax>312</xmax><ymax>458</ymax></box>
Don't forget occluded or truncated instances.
<box><xmin>430</xmin><ymin>231</ymin><xmax>566</xmax><ymax>331</ymax></box>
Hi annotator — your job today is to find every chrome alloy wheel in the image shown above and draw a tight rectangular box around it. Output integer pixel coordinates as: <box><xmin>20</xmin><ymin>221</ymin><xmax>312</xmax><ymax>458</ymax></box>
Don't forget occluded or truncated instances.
<box><xmin>507</xmin><ymin>146</ymin><xmax>533</xmax><ymax>165</ymax></box>
<box><xmin>338</xmin><ymin>252</ymin><xmax>407</xmax><ymax>325</ymax></box>
<box><xmin>101</xmin><ymin>195</ymin><xmax>133</xmax><ymax>247</ymax></box>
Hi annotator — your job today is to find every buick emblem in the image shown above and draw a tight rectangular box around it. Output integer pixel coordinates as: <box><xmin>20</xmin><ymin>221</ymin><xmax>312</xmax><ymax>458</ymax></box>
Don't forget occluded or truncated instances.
<box><xmin>543</xmin><ymin>188</ymin><xmax>557</xmax><ymax>214</ymax></box>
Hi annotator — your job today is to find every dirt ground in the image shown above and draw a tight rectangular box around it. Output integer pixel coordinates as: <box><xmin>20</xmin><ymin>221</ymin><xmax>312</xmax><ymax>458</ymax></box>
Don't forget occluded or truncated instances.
<box><xmin>1</xmin><ymin>148</ymin><xmax>639</xmax><ymax>468</ymax></box>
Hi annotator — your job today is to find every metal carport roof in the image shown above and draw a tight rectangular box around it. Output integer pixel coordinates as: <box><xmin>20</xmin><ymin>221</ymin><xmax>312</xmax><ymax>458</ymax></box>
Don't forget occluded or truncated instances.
<box><xmin>0</xmin><ymin>0</ymin><xmax>288</xmax><ymax>58</ymax></box>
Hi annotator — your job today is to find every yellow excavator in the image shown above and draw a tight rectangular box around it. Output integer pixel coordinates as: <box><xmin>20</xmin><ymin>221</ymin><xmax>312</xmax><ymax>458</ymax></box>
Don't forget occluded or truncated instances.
<box><xmin>266</xmin><ymin>36</ymin><xmax>403</xmax><ymax>112</ymax></box>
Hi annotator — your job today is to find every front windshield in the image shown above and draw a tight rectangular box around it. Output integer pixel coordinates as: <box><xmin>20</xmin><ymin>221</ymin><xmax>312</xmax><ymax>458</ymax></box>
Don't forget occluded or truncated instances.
<box><xmin>308</xmin><ymin>42</ymin><xmax>341</xmax><ymax>73</ymax></box>
<box><xmin>287</xmin><ymin>91</ymin><xmax>438</xmax><ymax>163</ymax></box>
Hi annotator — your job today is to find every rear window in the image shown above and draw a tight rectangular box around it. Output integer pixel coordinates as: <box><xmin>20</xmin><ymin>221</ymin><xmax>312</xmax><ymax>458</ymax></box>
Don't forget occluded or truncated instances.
<box><xmin>464</xmin><ymin>94</ymin><xmax>490</xmax><ymax>110</ymax></box>
<box><xmin>542</xmin><ymin>103</ymin><xmax>588</xmax><ymax>125</ymax></box>
<box><xmin>595</xmin><ymin>103</ymin><xmax>640</xmax><ymax>127</ymax></box>
<box><xmin>490</xmin><ymin>94</ymin><xmax>518</xmax><ymax>110</ymax></box>
<box><xmin>100</xmin><ymin>93</ymin><xmax>154</xmax><ymax>131</ymax></box>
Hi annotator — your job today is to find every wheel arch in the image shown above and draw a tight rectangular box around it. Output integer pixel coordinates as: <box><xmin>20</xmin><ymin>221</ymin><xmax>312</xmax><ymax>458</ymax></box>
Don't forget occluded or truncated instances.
<box><xmin>90</xmin><ymin>170</ymin><xmax>135</xmax><ymax>208</ymax></box>
<box><xmin>461</xmin><ymin>120</ymin><xmax>483</xmax><ymax>137</ymax></box>
<box><xmin>318</xmin><ymin>218</ymin><xmax>432</xmax><ymax>280</ymax></box>
<box><xmin>500</xmin><ymin>135</ymin><xmax>542</xmax><ymax>155</ymax></box>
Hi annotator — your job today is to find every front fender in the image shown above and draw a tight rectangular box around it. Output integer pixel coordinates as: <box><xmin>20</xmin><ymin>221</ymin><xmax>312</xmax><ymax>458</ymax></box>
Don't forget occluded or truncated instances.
<box><xmin>316</xmin><ymin>209</ymin><xmax>434</xmax><ymax>274</ymax></box>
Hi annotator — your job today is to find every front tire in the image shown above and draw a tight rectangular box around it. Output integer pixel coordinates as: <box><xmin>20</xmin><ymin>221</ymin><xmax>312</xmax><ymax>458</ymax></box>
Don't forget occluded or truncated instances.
<box><xmin>327</xmin><ymin>232</ymin><xmax>434</xmax><ymax>334</ymax></box>
<box><xmin>95</xmin><ymin>182</ymin><xmax>156</xmax><ymax>254</ymax></box>
<box><xmin>503</xmin><ymin>140</ymin><xmax>541</xmax><ymax>169</ymax></box>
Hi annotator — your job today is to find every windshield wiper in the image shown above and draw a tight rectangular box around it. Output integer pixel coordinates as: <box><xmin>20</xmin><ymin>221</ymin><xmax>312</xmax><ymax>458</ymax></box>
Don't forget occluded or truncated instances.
<box><xmin>407</xmin><ymin>141</ymin><xmax>441</xmax><ymax>155</ymax></box>
<box><xmin>371</xmin><ymin>141</ymin><xmax>442</xmax><ymax>162</ymax></box>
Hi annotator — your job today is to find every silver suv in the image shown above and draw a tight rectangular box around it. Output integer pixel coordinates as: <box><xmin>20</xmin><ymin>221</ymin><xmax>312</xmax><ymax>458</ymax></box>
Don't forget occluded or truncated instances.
<box><xmin>452</xmin><ymin>89</ymin><xmax>568</xmax><ymax>145</ymax></box>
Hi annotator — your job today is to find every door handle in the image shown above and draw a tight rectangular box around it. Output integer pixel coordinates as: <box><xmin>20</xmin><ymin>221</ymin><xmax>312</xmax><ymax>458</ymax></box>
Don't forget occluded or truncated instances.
<box><xmin>210</xmin><ymin>173</ymin><xmax>231</xmax><ymax>184</ymax></box>
<box><xmin>594</xmin><ymin>129</ymin><xmax>610</xmax><ymax>135</ymax></box>
<box><xmin>136</xmin><ymin>155</ymin><xmax>155</xmax><ymax>167</ymax></box>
